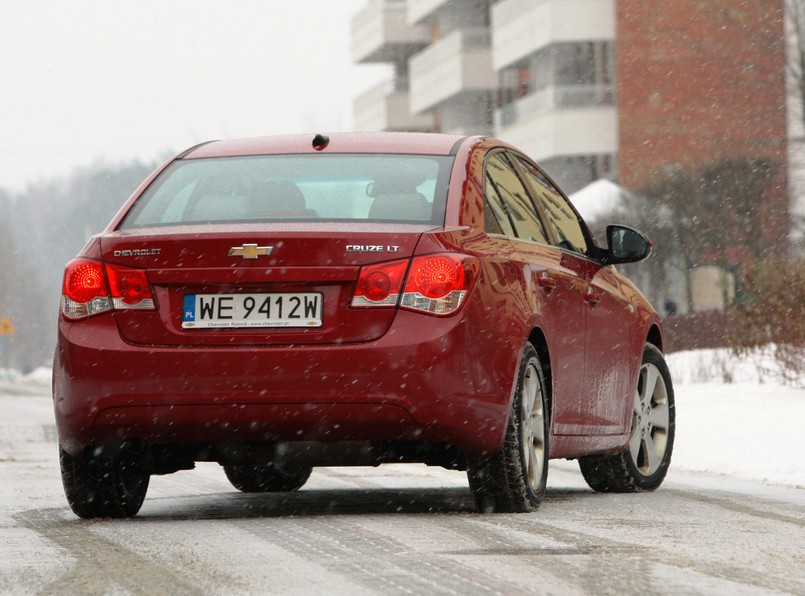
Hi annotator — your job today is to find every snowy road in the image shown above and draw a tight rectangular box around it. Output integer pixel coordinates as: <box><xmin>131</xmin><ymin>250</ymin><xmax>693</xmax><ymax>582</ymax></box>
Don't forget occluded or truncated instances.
<box><xmin>2</xmin><ymin>383</ymin><xmax>804</xmax><ymax>595</ymax></box>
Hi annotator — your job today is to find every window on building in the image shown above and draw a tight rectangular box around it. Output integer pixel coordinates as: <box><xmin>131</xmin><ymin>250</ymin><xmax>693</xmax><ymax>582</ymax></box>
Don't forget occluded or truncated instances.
<box><xmin>531</xmin><ymin>41</ymin><xmax>615</xmax><ymax>98</ymax></box>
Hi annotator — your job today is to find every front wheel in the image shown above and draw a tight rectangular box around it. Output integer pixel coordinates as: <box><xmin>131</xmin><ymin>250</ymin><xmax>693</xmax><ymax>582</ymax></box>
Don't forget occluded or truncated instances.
<box><xmin>579</xmin><ymin>343</ymin><xmax>675</xmax><ymax>492</ymax></box>
<box><xmin>59</xmin><ymin>447</ymin><xmax>149</xmax><ymax>519</ymax></box>
<box><xmin>467</xmin><ymin>342</ymin><xmax>549</xmax><ymax>513</ymax></box>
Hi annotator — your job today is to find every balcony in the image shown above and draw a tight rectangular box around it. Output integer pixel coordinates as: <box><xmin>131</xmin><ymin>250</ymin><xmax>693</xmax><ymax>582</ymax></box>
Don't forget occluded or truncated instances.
<box><xmin>352</xmin><ymin>0</ymin><xmax>430</xmax><ymax>63</ymax></box>
<box><xmin>494</xmin><ymin>87</ymin><xmax>617</xmax><ymax>161</ymax></box>
<box><xmin>409</xmin><ymin>28</ymin><xmax>496</xmax><ymax>114</ymax></box>
<box><xmin>492</xmin><ymin>0</ymin><xmax>615</xmax><ymax>70</ymax></box>
<box><xmin>353</xmin><ymin>80</ymin><xmax>435</xmax><ymax>131</ymax></box>
<box><xmin>496</xmin><ymin>84</ymin><xmax>615</xmax><ymax>128</ymax></box>
<box><xmin>406</xmin><ymin>0</ymin><xmax>452</xmax><ymax>25</ymax></box>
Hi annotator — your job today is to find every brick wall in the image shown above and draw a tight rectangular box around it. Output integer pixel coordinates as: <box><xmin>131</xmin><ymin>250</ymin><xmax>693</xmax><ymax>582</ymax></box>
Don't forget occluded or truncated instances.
<box><xmin>616</xmin><ymin>0</ymin><xmax>788</xmax><ymax>188</ymax></box>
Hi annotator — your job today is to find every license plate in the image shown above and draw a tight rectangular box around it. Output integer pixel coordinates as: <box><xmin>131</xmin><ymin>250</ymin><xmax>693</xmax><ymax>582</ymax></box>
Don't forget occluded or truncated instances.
<box><xmin>182</xmin><ymin>293</ymin><xmax>323</xmax><ymax>329</ymax></box>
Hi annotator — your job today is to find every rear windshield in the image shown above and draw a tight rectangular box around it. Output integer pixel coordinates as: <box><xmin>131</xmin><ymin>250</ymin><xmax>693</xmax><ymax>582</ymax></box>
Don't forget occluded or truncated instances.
<box><xmin>119</xmin><ymin>154</ymin><xmax>454</xmax><ymax>229</ymax></box>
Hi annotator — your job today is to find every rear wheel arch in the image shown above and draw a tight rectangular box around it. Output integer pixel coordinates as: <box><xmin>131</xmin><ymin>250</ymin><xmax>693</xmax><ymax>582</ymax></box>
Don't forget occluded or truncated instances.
<box><xmin>527</xmin><ymin>327</ymin><xmax>552</xmax><ymax>422</ymax></box>
<box><xmin>646</xmin><ymin>324</ymin><xmax>663</xmax><ymax>352</ymax></box>
<box><xmin>467</xmin><ymin>340</ymin><xmax>550</xmax><ymax>512</ymax></box>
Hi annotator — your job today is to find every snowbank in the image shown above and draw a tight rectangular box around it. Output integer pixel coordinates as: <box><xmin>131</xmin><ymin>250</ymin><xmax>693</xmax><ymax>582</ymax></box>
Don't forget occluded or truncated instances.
<box><xmin>673</xmin><ymin>383</ymin><xmax>804</xmax><ymax>487</ymax></box>
<box><xmin>667</xmin><ymin>348</ymin><xmax>804</xmax><ymax>487</ymax></box>
<box><xmin>21</xmin><ymin>366</ymin><xmax>52</xmax><ymax>386</ymax></box>
<box><xmin>0</xmin><ymin>366</ymin><xmax>51</xmax><ymax>385</ymax></box>
<box><xmin>667</xmin><ymin>347</ymin><xmax>792</xmax><ymax>385</ymax></box>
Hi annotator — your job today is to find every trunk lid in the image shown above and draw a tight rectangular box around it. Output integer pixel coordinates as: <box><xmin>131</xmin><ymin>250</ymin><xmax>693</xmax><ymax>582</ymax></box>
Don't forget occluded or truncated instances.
<box><xmin>100</xmin><ymin>223</ymin><xmax>431</xmax><ymax>346</ymax></box>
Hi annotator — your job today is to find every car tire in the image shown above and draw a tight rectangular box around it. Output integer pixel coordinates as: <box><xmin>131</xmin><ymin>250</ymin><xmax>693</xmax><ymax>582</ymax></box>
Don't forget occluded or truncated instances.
<box><xmin>578</xmin><ymin>343</ymin><xmax>675</xmax><ymax>492</ymax></box>
<box><xmin>223</xmin><ymin>462</ymin><xmax>312</xmax><ymax>493</ymax></box>
<box><xmin>467</xmin><ymin>342</ymin><xmax>549</xmax><ymax>513</ymax></box>
<box><xmin>59</xmin><ymin>447</ymin><xmax>149</xmax><ymax>519</ymax></box>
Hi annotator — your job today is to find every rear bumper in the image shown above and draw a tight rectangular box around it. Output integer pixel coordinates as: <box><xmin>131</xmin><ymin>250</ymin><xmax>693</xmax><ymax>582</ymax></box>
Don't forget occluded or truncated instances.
<box><xmin>53</xmin><ymin>310</ymin><xmax>519</xmax><ymax>459</ymax></box>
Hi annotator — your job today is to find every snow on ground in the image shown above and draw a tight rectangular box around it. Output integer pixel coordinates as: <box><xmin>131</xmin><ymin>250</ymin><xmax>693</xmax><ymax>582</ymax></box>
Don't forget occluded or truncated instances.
<box><xmin>2</xmin><ymin>348</ymin><xmax>804</xmax><ymax>489</ymax></box>
<box><xmin>666</xmin><ymin>349</ymin><xmax>805</xmax><ymax>488</ymax></box>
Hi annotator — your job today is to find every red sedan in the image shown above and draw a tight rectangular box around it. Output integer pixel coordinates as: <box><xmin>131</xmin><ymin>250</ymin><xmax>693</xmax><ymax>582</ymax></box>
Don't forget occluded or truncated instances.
<box><xmin>54</xmin><ymin>132</ymin><xmax>675</xmax><ymax>517</ymax></box>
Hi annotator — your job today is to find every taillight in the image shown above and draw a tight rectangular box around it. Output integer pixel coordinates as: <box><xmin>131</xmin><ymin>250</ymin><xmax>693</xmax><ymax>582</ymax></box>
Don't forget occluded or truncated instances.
<box><xmin>406</xmin><ymin>255</ymin><xmax>466</xmax><ymax>299</ymax></box>
<box><xmin>351</xmin><ymin>253</ymin><xmax>478</xmax><ymax>316</ymax></box>
<box><xmin>352</xmin><ymin>259</ymin><xmax>409</xmax><ymax>307</ymax></box>
<box><xmin>64</xmin><ymin>260</ymin><xmax>106</xmax><ymax>303</ymax></box>
<box><xmin>61</xmin><ymin>259</ymin><xmax>155</xmax><ymax>320</ymax></box>
<box><xmin>401</xmin><ymin>254</ymin><xmax>477</xmax><ymax>315</ymax></box>
<box><xmin>105</xmin><ymin>263</ymin><xmax>154</xmax><ymax>307</ymax></box>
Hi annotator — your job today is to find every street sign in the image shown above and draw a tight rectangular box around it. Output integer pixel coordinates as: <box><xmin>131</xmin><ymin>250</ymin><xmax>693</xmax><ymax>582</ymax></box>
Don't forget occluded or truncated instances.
<box><xmin>0</xmin><ymin>317</ymin><xmax>14</xmax><ymax>335</ymax></box>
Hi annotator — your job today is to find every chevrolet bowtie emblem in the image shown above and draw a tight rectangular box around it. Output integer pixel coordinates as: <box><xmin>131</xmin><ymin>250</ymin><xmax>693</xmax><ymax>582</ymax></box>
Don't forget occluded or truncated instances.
<box><xmin>228</xmin><ymin>244</ymin><xmax>273</xmax><ymax>259</ymax></box>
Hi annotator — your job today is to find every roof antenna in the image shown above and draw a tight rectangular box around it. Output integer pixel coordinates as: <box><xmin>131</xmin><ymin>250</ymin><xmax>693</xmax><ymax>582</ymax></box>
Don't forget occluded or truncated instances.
<box><xmin>312</xmin><ymin>133</ymin><xmax>330</xmax><ymax>151</ymax></box>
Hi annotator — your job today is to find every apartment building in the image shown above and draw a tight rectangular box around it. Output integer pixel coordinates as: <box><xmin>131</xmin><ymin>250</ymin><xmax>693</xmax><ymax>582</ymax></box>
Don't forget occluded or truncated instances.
<box><xmin>351</xmin><ymin>0</ymin><xmax>788</xmax><ymax>197</ymax></box>
<box><xmin>352</xmin><ymin>0</ymin><xmax>621</xmax><ymax>193</ymax></box>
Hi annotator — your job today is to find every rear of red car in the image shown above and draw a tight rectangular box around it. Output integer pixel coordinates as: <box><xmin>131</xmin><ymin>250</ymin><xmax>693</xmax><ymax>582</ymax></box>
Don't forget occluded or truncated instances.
<box><xmin>53</xmin><ymin>134</ymin><xmax>517</xmax><ymax>485</ymax></box>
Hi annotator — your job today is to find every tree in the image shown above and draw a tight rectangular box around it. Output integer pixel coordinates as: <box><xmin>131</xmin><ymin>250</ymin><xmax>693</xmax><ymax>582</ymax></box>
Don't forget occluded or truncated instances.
<box><xmin>0</xmin><ymin>190</ymin><xmax>49</xmax><ymax>373</ymax></box>
<box><xmin>786</xmin><ymin>0</ymin><xmax>805</xmax><ymax>244</ymax></box>
<box><xmin>593</xmin><ymin>158</ymin><xmax>787</xmax><ymax>314</ymax></box>
<box><xmin>732</xmin><ymin>258</ymin><xmax>805</xmax><ymax>388</ymax></box>
<box><xmin>5</xmin><ymin>160</ymin><xmax>157</xmax><ymax>372</ymax></box>
<box><xmin>787</xmin><ymin>0</ymin><xmax>805</xmax><ymax>131</ymax></box>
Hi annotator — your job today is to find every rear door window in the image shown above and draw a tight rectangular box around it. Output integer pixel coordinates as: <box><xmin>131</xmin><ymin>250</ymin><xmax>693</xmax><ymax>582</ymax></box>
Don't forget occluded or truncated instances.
<box><xmin>513</xmin><ymin>156</ymin><xmax>590</xmax><ymax>255</ymax></box>
<box><xmin>119</xmin><ymin>154</ymin><xmax>453</xmax><ymax>228</ymax></box>
<box><xmin>484</xmin><ymin>152</ymin><xmax>550</xmax><ymax>245</ymax></box>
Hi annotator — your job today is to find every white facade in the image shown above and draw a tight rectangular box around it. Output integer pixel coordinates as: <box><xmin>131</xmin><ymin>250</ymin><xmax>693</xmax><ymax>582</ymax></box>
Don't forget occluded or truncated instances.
<box><xmin>497</xmin><ymin>102</ymin><xmax>617</xmax><ymax>162</ymax></box>
<box><xmin>351</xmin><ymin>0</ymin><xmax>434</xmax><ymax>136</ymax></box>
<box><xmin>492</xmin><ymin>0</ymin><xmax>616</xmax><ymax>70</ymax></box>
<box><xmin>352</xmin><ymin>0</ymin><xmax>618</xmax><ymax>190</ymax></box>
<box><xmin>406</xmin><ymin>0</ymin><xmax>451</xmax><ymax>25</ymax></box>
<box><xmin>409</xmin><ymin>29</ymin><xmax>496</xmax><ymax>114</ymax></box>
<box><xmin>354</xmin><ymin>80</ymin><xmax>434</xmax><ymax>131</ymax></box>
<box><xmin>352</xmin><ymin>0</ymin><xmax>430</xmax><ymax>63</ymax></box>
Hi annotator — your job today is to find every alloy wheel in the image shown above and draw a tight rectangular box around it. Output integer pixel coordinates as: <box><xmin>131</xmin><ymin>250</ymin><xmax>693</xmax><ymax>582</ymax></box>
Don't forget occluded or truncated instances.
<box><xmin>520</xmin><ymin>361</ymin><xmax>546</xmax><ymax>491</ymax></box>
<box><xmin>630</xmin><ymin>361</ymin><xmax>671</xmax><ymax>476</ymax></box>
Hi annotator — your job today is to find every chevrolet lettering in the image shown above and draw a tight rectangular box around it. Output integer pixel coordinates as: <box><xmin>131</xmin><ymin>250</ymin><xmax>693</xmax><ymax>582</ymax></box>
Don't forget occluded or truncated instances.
<box><xmin>113</xmin><ymin>248</ymin><xmax>162</xmax><ymax>257</ymax></box>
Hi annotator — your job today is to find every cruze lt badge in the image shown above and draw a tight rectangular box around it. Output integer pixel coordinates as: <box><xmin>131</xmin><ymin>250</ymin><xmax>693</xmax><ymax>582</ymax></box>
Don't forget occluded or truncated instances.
<box><xmin>346</xmin><ymin>244</ymin><xmax>400</xmax><ymax>253</ymax></box>
<box><xmin>229</xmin><ymin>244</ymin><xmax>273</xmax><ymax>259</ymax></box>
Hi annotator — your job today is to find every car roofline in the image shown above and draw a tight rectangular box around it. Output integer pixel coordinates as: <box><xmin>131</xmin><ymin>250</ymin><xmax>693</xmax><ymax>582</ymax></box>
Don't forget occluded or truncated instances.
<box><xmin>178</xmin><ymin>132</ymin><xmax>474</xmax><ymax>159</ymax></box>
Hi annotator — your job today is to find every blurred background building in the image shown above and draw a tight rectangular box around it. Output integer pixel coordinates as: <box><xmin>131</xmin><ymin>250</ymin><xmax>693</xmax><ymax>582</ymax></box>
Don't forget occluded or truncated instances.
<box><xmin>351</xmin><ymin>0</ymin><xmax>793</xmax><ymax>316</ymax></box>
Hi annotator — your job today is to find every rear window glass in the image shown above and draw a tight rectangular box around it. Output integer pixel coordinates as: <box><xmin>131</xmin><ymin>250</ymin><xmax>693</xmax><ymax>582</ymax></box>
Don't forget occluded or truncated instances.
<box><xmin>119</xmin><ymin>154</ymin><xmax>453</xmax><ymax>228</ymax></box>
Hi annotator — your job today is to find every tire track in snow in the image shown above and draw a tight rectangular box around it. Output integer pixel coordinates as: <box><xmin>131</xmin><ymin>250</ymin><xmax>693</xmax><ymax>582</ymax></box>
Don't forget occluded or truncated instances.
<box><xmin>14</xmin><ymin>507</ymin><xmax>213</xmax><ymax>596</ymax></box>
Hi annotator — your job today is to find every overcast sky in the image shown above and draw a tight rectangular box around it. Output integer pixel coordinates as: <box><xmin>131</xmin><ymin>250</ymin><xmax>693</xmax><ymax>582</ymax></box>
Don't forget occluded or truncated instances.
<box><xmin>0</xmin><ymin>0</ymin><xmax>388</xmax><ymax>193</ymax></box>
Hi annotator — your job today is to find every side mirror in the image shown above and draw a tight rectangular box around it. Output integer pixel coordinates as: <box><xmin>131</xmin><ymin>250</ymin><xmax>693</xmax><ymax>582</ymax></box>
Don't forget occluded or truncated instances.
<box><xmin>605</xmin><ymin>225</ymin><xmax>652</xmax><ymax>264</ymax></box>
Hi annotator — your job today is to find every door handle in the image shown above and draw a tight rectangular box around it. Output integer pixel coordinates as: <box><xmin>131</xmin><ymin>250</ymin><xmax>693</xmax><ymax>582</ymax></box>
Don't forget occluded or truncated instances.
<box><xmin>585</xmin><ymin>288</ymin><xmax>601</xmax><ymax>305</ymax></box>
<box><xmin>537</xmin><ymin>272</ymin><xmax>557</xmax><ymax>291</ymax></box>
